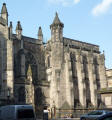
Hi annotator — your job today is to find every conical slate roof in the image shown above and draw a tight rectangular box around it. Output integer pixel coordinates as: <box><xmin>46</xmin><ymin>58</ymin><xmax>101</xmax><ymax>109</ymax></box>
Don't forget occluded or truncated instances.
<box><xmin>50</xmin><ymin>12</ymin><xmax>64</xmax><ymax>28</ymax></box>
<box><xmin>16</xmin><ymin>21</ymin><xmax>22</xmax><ymax>30</ymax></box>
<box><xmin>53</xmin><ymin>12</ymin><xmax>61</xmax><ymax>24</ymax></box>
<box><xmin>1</xmin><ymin>3</ymin><xmax>8</xmax><ymax>14</ymax></box>
<box><xmin>38</xmin><ymin>26</ymin><xmax>43</xmax><ymax>36</ymax></box>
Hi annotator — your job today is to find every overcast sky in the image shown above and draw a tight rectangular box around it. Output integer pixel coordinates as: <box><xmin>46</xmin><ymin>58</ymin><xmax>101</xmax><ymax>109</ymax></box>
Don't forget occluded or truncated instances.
<box><xmin>0</xmin><ymin>0</ymin><xmax>112</xmax><ymax>68</ymax></box>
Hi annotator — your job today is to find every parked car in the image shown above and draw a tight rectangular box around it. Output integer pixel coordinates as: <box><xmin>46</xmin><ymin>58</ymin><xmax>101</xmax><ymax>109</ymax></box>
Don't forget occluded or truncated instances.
<box><xmin>0</xmin><ymin>104</ymin><xmax>36</xmax><ymax>120</ymax></box>
<box><xmin>95</xmin><ymin>112</ymin><xmax>112</xmax><ymax>120</ymax></box>
<box><xmin>80</xmin><ymin>110</ymin><xmax>112</xmax><ymax>120</ymax></box>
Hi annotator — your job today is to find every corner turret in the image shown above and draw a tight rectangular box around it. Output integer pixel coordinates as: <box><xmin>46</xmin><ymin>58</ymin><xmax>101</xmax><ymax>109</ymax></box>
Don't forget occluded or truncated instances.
<box><xmin>1</xmin><ymin>3</ymin><xmax>8</xmax><ymax>25</ymax></box>
<box><xmin>50</xmin><ymin>12</ymin><xmax>64</xmax><ymax>43</ymax></box>
<box><xmin>16</xmin><ymin>21</ymin><xmax>22</xmax><ymax>40</ymax></box>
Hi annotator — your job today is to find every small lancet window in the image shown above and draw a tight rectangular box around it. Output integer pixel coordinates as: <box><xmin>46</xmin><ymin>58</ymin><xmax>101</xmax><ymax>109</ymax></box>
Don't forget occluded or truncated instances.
<box><xmin>47</xmin><ymin>56</ymin><xmax>50</xmax><ymax>68</ymax></box>
<box><xmin>93</xmin><ymin>57</ymin><xmax>98</xmax><ymax>65</ymax></box>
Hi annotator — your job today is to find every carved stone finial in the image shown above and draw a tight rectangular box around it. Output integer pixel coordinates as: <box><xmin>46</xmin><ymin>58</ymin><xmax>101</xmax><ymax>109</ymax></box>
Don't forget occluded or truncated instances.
<box><xmin>16</xmin><ymin>21</ymin><xmax>22</xmax><ymax>30</ymax></box>
<box><xmin>10</xmin><ymin>21</ymin><xmax>12</xmax><ymax>28</ymax></box>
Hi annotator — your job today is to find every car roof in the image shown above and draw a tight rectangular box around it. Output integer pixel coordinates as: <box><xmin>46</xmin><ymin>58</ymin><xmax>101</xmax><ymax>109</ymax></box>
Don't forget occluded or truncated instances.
<box><xmin>88</xmin><ymin>110</ymin><xmax>111</xmax><ymax>113</ymax></box>
<box><xmin>0</xmin><ymin>105</ymin><xmax>33</xmax><ymax>109</ymax></box>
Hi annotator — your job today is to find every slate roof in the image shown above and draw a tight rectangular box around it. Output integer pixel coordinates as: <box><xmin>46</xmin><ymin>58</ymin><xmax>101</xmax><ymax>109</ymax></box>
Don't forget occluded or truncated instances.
<box><xmin>12</xmin><ymin>34</ymin><xmax>42</xmax><ymax>45</ymax></box>
<box><xmin>63</xmin><ymin>37</ymin><xmax>100</xmax><ymax>53</ymax></box>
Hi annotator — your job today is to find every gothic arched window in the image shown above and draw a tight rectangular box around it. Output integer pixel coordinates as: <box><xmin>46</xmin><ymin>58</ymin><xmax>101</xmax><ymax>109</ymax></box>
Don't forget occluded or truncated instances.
<box><xmin>25</xmin><ymin>52</ymin><xmax>38</xmax><ymax>84</ymax></box>
<box><xmin>47</xmin><ymin>56</ymin><xmax>50</xmax><ymax>68</ymax></box>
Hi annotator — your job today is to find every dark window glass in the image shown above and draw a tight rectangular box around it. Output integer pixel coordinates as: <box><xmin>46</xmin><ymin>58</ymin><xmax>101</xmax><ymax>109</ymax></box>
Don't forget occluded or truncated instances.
<box><xmin>17</xmin><ymin>109</ymin><xmax>34</xmax><ymax>118</ymax></box>
<box><xmin>70</xmin><ymin>53</ymin><xmax>77</xmax><ymax>77</ymax></box>
<box><xmin>88</xmin><ymin>111</ymin><xmax>103</xmax><ymax>115</ymax></box>
<box><xmin>48</xmin><ymin>56</ymin><xmax>50</xmax><ymax>68</ymax></box>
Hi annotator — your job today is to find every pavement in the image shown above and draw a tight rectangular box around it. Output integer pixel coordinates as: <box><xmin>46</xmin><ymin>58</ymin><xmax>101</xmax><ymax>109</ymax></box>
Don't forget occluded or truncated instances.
<box><xmin>37</xmin><ymin>118</ymin><xmax>80</xmax><ymax>120</ymax></box>
<box><xmin>52</xmin><ymin>118</ymin><xmax>80</xmax><ymax>120</ymax></box>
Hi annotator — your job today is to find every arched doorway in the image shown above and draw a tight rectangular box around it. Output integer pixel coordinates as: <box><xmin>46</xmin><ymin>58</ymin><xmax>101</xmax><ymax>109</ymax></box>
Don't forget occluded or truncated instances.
<box><xmin>35</xmin><ymin>87</ymin><xmax>45</xmax><ymax>118</ymax></box>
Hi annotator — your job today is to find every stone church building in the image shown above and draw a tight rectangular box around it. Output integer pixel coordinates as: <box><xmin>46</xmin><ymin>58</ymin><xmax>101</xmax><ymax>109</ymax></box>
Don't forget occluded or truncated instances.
<box><xmin>0</xmin><ymin>3</ymin><xmax>110</xmax><ymax>117</ymax></box>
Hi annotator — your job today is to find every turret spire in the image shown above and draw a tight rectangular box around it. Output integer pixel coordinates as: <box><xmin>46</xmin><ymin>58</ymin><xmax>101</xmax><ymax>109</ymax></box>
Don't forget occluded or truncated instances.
<box><xmin>1</xmin><ymin>3</ymin><xmax>8</xmax><ymax>25</ymax></box>
<box><xmin>50</xmin><ymin>12</ymin><xmax>64</xmax><ymax>28</ymax></box>
<box><xmin>1</xmin><ymin>3</ymin><xmax>8</xmax><ymax>13</ymax></box>
<box><xmin>53</xmin><ymin>12</ymin><xmax>61</xmax><ymax>24</ymax></box>
<box><xmin>10</xmin><ymin>21</ymin><xmax>12</xmax><ymax>28</ymax></box>
<box><xmin>16</xmin><ymin>21</ymin><xmax>22</xmax><ymax>31</ymax></box>
<box><xmin>16</xmin><ymin>21</ymin><xmax>22</xmax><ymax>40</ymax></box>
<box><xmin>38</xmin><ymin>26</ymin><xmax>43</xmax><ymax>44</ymax></box>
<box><xmin>50</xmin><ymin>13</ymin><xmax>64</xmax><ymax>43</ymax></box>
<box><xmin>38</xmin><ymin>26</ymin><xmax>43</xmax><ymax>36</ymax></box>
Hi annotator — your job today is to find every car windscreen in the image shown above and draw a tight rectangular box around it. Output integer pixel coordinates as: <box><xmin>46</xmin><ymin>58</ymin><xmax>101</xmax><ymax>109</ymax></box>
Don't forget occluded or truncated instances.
<box><xmin>88</xmin><ymin>111</ymin><xmax>103</xmax><ymax>115</ymax></box>
<box><xmin>17</xmin><ymin>109</ymin><xmax>35</xmax><ymax>118</ymax></box>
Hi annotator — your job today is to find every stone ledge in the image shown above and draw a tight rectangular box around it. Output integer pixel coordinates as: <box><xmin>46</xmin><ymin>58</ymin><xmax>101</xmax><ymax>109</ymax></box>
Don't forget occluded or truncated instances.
<box><xmin>98</xmin><ymin>88</ymin><xmax>112</xmax><ymax>94</ymax></box>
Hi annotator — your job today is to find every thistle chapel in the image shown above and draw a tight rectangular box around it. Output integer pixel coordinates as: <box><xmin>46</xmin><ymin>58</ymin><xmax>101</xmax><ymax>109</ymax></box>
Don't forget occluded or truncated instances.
<box><xmin>0</xmin><ymin>3</ymin><xmax>112</xmax><ymax>118</ymax></box>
